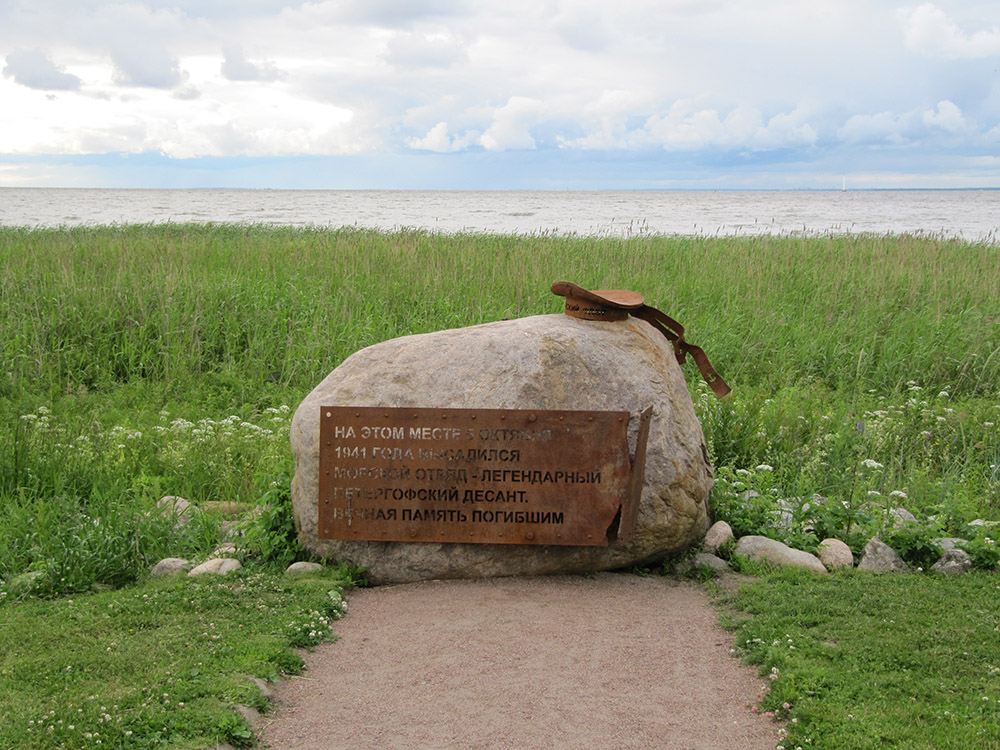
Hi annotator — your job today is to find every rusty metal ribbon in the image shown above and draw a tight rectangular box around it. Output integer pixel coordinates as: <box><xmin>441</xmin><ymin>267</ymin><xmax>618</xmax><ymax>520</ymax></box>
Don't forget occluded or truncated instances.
<box><xmin>551</xmin><ymin>281</ymin><xmax>731</xmax><ymax>399</ymax></box>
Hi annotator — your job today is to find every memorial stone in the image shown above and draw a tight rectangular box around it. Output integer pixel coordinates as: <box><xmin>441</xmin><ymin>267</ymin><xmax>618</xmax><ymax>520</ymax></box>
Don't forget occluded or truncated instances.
<box><xmin>291</xmin><ymin>284</ymin><xmax>722</xmax><ymax>583</ymax></box>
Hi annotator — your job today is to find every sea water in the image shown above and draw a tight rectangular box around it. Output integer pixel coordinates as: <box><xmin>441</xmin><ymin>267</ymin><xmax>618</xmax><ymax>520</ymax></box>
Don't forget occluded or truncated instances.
<box><xmin>1</xmin><ymin>188</ymin><xmax>997</xmax><ymax>242</ymax></box>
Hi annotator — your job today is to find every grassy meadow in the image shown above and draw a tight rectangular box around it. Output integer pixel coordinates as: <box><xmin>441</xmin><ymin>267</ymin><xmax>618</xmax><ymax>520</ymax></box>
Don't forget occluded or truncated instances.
<box><xmin>1</xmin><ymin>224</ymin><xmax>999</xmax><ymax>748</ymax></box>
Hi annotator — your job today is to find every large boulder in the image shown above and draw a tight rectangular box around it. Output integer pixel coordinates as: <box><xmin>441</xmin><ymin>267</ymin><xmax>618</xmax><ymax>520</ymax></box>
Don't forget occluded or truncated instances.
<box><xmin>291</xmin><ymin>314</ymin><xmax>714</xmax><ymax>583</ymax></box>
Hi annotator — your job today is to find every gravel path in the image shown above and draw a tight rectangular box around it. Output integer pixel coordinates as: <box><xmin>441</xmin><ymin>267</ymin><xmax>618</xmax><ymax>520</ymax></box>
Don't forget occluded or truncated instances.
<box><xmin>256</xmin><ymin>573</ymin><xmax>781</xmax><ymax>749</ymax></box>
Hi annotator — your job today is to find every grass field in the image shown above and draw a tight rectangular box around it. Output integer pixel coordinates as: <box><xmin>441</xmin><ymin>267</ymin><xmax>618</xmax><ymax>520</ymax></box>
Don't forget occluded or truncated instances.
<box><xmin>721</xmin><ymin>566</ymin><xmax>1000</xmax><ymax>749</ymax></box>
<box><xmin>1</xmin><ymin>225</ymin><xmax>999</xmax><ymax>748</ymax></box>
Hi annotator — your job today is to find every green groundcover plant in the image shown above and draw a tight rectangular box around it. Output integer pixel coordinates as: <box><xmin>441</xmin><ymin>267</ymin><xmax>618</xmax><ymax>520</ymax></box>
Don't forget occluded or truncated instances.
<box><xmin>0</xmin><ymin>565</ymin><xmax>362</xmax><ymax>750</ymax></box>
<box><xmin>719</xmin><ymin>567</ymin><xmax>1000</xmax><ymax>749</ymax></box>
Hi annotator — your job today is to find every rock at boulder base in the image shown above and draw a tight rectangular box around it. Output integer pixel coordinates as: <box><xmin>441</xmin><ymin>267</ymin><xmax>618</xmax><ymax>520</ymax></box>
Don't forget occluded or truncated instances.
<box><xmin>291</xmin><ymin>314</ymin><xmax>715</xmax><ymax>584</ymax></box>
<box><xmin>817</xmin><ymin>538</ymin><xmax>853</xmax><ymax>569</ymax></box>
<box><xmin>188</xmin><ymin>558</ymin><xmax>242</xmax><ymax>577</ymax></box>
<box><xmin>733</xmin><ymin>536</ymin><xmax>828</xmax><ymax>574</ymax></box>
<box><xmin>857</xmin><ymin>538</ymin><xmax>908</xmax><ymax>572</ymax></box>
<box><xmin>933</xmin><ymin>537</ymin><xmax>967</xmax><ymax>552</ymax></box>
<box><xmin>931</xmin><ymin>548</ymin><xmax>972</xmax><ymax>575</ymax></box>
<box><xmin>151</xmin><ymin>558</ymin><xmax>191</xmax><ymax>577</ymax></box>
<box><xmin>703</xmin><ymin>520</ymin><xmax>734</xmax><ymax>554</ymax></box>
<box><xmin>286</xmin><ymin>561</ymin><xmax>323</xmax><ymax>575</ymax></box>
<box><xmin>674</xmin><ymin>552</ymin><xmax>730</xmax><ymax>575</ymax></box>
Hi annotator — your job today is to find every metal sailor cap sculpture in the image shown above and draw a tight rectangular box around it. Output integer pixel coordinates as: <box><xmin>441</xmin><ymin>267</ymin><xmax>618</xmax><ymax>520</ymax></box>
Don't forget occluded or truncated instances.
<box><xmin>551</xmin><ymin>281</ymin><xmax>731</xmax><ymax>398</ymax></box>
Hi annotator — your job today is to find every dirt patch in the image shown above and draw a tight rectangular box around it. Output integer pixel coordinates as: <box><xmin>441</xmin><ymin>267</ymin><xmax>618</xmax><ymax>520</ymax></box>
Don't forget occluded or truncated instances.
<box><xmin>255</xmin><ymin>573</ymin><xmax>780</xmax><ymax>749</ymax></box>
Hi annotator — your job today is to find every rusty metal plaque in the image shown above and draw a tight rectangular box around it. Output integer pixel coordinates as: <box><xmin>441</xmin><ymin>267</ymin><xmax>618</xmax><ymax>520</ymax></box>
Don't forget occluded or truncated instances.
<box><xmin>318</xmin><ymin>406</ymin><xmax>647</xmax><ymax>546</ymax></box>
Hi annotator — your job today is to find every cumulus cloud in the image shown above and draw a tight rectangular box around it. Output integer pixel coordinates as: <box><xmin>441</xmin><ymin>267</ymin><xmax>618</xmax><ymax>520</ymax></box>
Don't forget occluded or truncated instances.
<box><xmin>902</xmin><ymin>3</ymin><xmax>1000</xmax><ymax>59</ymax></box>
<box><xmin>553</xmin><ymin>89</ymin><xmax>655</xmax><ymax>150</ymax></box>
<box><xmin>922</xmin><ymin>100</ymin><xmax>968</xmax><ymax>133</ymax></box>
<box><xmin>111</xmin><ymin>43</ymin><xmax>184</xmax><ymax>88</ymax></box>
<box><xmin>2</xmin><ymin>48</ymin><xmax>82</xmax><ymax>90</ymax></box>
<box><xmin>751</xmin><ymin>109</ymin><xmax>818</xmax><ymax>150</ymax></box>
<box><xmin>173</xmin><ymin>85</ymin><xmax>201</xmax><ymax>100</ymax></box>
<box><xmin>406</xmin><ymin>121</ymin><xmax>478</xmax><ymax>152</ymax></box>
<box><xmin>221</xmin><ymin>44</ymin><xmax>284</xmax><ymax>82</ymax></box>
<box><xmin>838</xmin><ymin>101</ymin><xmax>972</xmax><ymax>146</ymax></box>
<box><xmin>837</xmin><ymin>111</ymin><xmax>913</xmax><ymax>145</ymax></box>
<box><xmin>644</xmin><ymin>100</ymin><xmax>817</xmax><ymax>152</ymax></box>
<box><xmin>479</xmin><ymin>97</ymin><xmax>543</xmax><ymax>151</ymax></box>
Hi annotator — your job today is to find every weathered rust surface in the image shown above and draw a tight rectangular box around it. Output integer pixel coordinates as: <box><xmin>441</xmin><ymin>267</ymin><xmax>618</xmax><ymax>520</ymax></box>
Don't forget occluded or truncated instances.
<box><xmin>616</xmin><ymin>405</ymin><xmax>652</xmax><ymax>546</ymax></box>
<box><xmin>318</xmin><ymin>406</ymin><xmax>648</xmax><ymax>546</ymax></box>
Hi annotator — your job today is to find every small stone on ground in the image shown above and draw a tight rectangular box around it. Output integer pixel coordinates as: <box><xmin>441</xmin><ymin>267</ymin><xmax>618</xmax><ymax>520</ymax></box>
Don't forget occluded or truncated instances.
<box><xmin>150</xmin><ymin>558</ymin><xmax>191</xmax><ymax>577</ymax></box>
<box><xmin>734</xmin><ymin>535</ymin><xmax>827</xmax><ymax>574</ymax></box>
<box><xmin>857</xmin><ymin>538</ymin><xmax>908</xmax><ymax>572</ymax></box>
<box><xmin>817</xmin><ymin>538</ymin><xmax>853</xmax><ymax>569</ymax></box>
<box><xmin>703</xmin><ymin>520</ymin><xmax>734</xmax><ymax>554</ymax></box>
<box><xmin>188</xmin><ymin>558</ymin><xmax>242</xmax><ymax>576</ymax></box>
<box><xmin>285</xmin><ymin>561</ymin><xmax>323</xmax><ymax>575</ymax></box>
<box><xmin>932</xmin><ymin>548</ymin><xmax>973</xmax><ymax>575</ymax></box>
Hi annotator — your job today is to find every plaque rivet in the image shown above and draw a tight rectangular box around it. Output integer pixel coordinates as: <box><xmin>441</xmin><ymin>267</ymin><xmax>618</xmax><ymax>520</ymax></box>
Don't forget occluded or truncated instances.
<box><xmin>528</xmin><ymin>413</ymin><xmax>536</xmax><ymax>422</ymax></box>
<box><xmin>325</xmin><ymin>411</ymin><xmax>332</xmax><ymax>418</ymax></box>
<box><xmin>323</xmin><ymin>528</ymin><xmax>329</xmax><ymax>534</ymax></box>
<box><xmin>526</xmin><ymin>531</ymin><xmax>535</xmax><ymax>541</ymax></box>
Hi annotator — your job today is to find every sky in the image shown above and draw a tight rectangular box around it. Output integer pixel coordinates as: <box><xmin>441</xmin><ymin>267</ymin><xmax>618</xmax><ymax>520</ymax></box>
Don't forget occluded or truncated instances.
<box><xmin>1</xmin><ymin>0</ymin><xmax>999</xmax><ymax>190</ymax></box>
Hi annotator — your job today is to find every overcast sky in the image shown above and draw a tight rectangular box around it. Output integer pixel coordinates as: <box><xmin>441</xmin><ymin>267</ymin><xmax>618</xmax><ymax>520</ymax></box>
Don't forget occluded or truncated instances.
<box><xmin>2</xmin><ymin>0</ymin><xmax>999</xmax><ymax>189</ymax></box>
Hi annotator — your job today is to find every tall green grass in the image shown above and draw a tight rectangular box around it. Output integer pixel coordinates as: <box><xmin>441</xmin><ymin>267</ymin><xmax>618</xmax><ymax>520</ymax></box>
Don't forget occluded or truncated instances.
<box><xmin>3</xmin><ymin>225</ymin><xmax>998</xmax><ymax>399</ymax></box>
<box><xmin>1</xmin><ymin>225</ymin><xmax>998</xmax><ymax>592</ymax></box>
